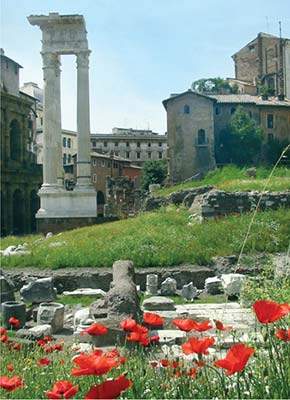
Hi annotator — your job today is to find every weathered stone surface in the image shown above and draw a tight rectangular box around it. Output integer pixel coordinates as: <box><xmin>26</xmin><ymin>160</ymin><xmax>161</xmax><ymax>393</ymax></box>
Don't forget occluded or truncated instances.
<box><xmin>205</xmin><ymin>276</ymin><xmax>224</xmax><ymax>295</ymax></box>
<box><xmin>0</xmin><ymin>273</ymin><xmax>15</xmax><ymax>304</ymax></box>
<box><xmin>107</xmin><ymin>260</ymin><xmax>140</xmax><ymax>319</ymax></box>
<box><xmin>146</xmin><ymin>274</ymin><xmax>158</xmax><ymax>295</ymax></box>
<box><xmin>221</xmin><ymin>273</ymin><xmax>245</xmax><ymax>297</ymax></box>
<box><xmin>16</xmin><ymin>324</ymin><xmax>52</xmax><ymax>340</ymax></box>
<box><xmin>149</xmin><ymin>329</ymin><xmax>186</xmax><ymax>344</ymax></box>
<box><xmin>149</xmin><ymin>184</ymin><xmax>161</xmax><ymax>193</ymax></box>
<box><xmin>37</xmin><ymin>302</ymin><xmax>64</xmax><ymax>333</ymax></box>
<box><xmin>73</xmin><ymin>308</ymin><xmax>93</xmax><ymax>330</ymax></box>
<box><xmin>20</xmin><ymin>277</ymin><xmax>57</xmax><ymax>303</ymax></box>
<box><xmin>160</xmin><ymin>277</ymin><xmax>177</xmax><ymax>296</ymax></box>
<box><xmin>181</xmin><ymin>282</ymin><xmax>198</xmax><ymax>300</ymax></box>
<box><xmin>63</xmin><ymin>288</ymin><xmax>106</xmax><ymax>297</ymax></box>
<box><xmin>143</xmin><ymin>296</ymin><xmax>176</xmax><ymax>311</ymax></box>
<box><xmin>244</xmin><ymin>167</ymin><xmax>257</xmax><ymax>178</ymax></box>
<box><xmin>0</xmin><ymin>244</ymin><xmax>31</xmax><ymax>256</ymax></box>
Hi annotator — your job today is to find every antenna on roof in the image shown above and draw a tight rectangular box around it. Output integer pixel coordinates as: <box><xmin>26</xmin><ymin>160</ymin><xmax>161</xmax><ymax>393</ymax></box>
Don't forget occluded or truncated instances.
<box><xmin>279</xmin><ymin>20</ymin><xmax>282</xmax><ymax>38</ymax></box>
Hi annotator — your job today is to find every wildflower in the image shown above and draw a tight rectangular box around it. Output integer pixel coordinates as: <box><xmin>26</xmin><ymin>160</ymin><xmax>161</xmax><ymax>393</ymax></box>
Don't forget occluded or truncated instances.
<box><xmin>0</xmin><ymin>328</ymin><xmax>7</xmax><ymax>335</ymax></box>
<box><xmin>71</xmin><ymin>352</ymin><xmax>119</xmax><ymax>376</ymax></box>
<box><xmin>80</xmin><ymin>323</ymin><xmax>107</xmax><ymax>336</ymax></box>
<box><xmin>120</xmin><ymin>318</ymin><xmax>137</xmax><ymax>332</ymax></box>
<box><xmin>8</xmin><ymin>317</ymin><xmax>20</xmax><ymax>328</ymax></box>
<box><xmin>182</xmin><ymin>337</ymin><xmax>215</xmax><ymax>355</ymax></box>
<box><xmin>150</xmin><ymin>361</ymin><xmax>158</xmax><ymax>367</ymax></box>
<box><xmin>214</xmin><ymin>343</ymin><xmax>255</xmax><ymax>375</ymax></box>
<box><xmin>13</xmin><ymin>343</ymin><xmax>21</xmax><ymax>351</ymax></box>
<box><xmin>191</xmin><ymin>320</ymin><xmax>213</xmax><ymax>332</ymax></box>
<box><xmin>132</xmin><ymin>324</ymin><xmax>149</xmax><ymax>334</ymax></box>
<box><xmin>38</xmin><ymin>358</ymin><xmax>52</xmax><ymax>367</ymax></box>
<box><xmin>126</xmin><ymin>332</ymin><xmax>150</xmax><ymax>346</ymax></box>
<box><xmin>84</xmin><ymin>375</ymin><xmax>132</xmax><ymax>400</ymax></box>
<box><xmin>143</xmin><ymin>312</ymin><xmax>163</xmax><ymax>326</ymax></box>
<box><xmin>0</xmin><ymin>376</ymin><xmax>23</xmax><ymax>392</ymax></box>
<box><xmin>45</xmin><ymin>380</ymin><xmax>78</xmax><ymax>399</ymax></box>
<box><xmin>187</xmin><ymin>367</ymin><xmax>197</xmax><ymax>378</ymax></box>
<box><xmin>253</xmin><ymin>300</ymin><xmax>290</xmax><ymax>323</ymax></box>
<box><xmin>274</xmin><ymin>328</ymin><xmax>290</xmax><ymax>342</ymax></box>
<box><xmin>214</xmin><ymin>319</ymin><xmax>233</xmax><ymax>331</ymax></box>
<box><xmin>196</xmin><ymin>361</ymin><xmax>205</xmax><ymax>367</ymax></box>
<box><xmin>0</xmin><ymin>335</ymin><xmax>8</xmax><ymax>343</ymax></box>
<box><xmin>161</xmin><ymin>359</ymin><xmax>168</xmax><ymax>367</ymax></box>
<box><xmin>173</xmin><ymin>319</ymin><xmax>196</xmax><ymax>332</ymax></box>
<box><xmin>6</xmin><ymin>364</ymin><xmax>14</xmax><ymax>372</ymax></box>
<box><xmin>149</xmin><ymin>335</ymin><xmax>160</xmax><ymax>343</ymax></box>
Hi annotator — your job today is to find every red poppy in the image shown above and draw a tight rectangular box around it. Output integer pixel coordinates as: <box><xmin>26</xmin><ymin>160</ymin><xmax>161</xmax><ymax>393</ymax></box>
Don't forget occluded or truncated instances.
<box><xmin>120</xmin><ymin>318</ymin><xmax>137</xmax><ymax>332</ymax></box>
<box><xmin>45</xmin><ymin>380</ymin><xmax>78</xmax><ymax>399</ymax></box>
<box><xmin>38</xmin><ymin>358</ymin><xmax>52</xmax><ymax>367</ymax></box>
<box><xmin>0</xmin><ymin>335</ymin><xmax>8</xmax><ymax>343</ymax></box>
<box><xmin>274</xmin><ymin>328</ymin><xmax>290</xmax><ymax>342</ymax></box>
<box><xmin>6</xmin><ymin>364</ymin><xmax>14</xmax><ymax>372</ymax></box>
<box><xmin>54</xmin><ymin>344</ymin><xmax>63</xmax><ymax>351</ymax></box>
<box><xmin>13</xmin><ymin>343</ymin><xmax>21</xmax><ymax>351</ymax></box>
<box><xmin>80</xmin><ymin>323</ymin><xmax>107</xmax><ymax>336</ymax></box>
<box><xmin>253</xmin><ymin>300</ymin><xmax>290</xmax><ymax>323</ymax></box>
<box><xmin>132</xmin><ymin>324</ymin><xmax>149</xmax><ymax>334</ymax></box>
<box><xmin>161</xmin><ymin>359</ymin><xmax>168</xmax><ymax>367</ymax></box>
<box><xmin>196</xmin><ymin>361</ymin><xmax>205</xmax><ymax>367</ymax></box>
<box><xmin>43</xmin><ymin>344</ymin><xmax>62</xmax><ymax>353</ymax></box>
<box><xmin>182</xmin><ymin>337</ymin><xmax>215</xmax><ymax>355</ymax></box>
<box><xmin>71</xmin><ymin>353</ymin><xmax>119</xmax><ymax>376</ymax></box>
<box><xmin>149</xmin><ymin>335</ymin><xmax>160</xmax><ymax>343</ymax></box>
<box><xmin>37</xmin><ymin>336</ymin><xmax>52</xmax><ymax>347</ymax></box>
<box><xmin>150</xmin><ymin>361</ymin><xmax>158</xmax><ymax>367</ymax></box>
<box><xmin>170</xmin><ymin>360</ymin><xmax>182</xmax><ymax>369</ymax></box>
<box><xmin>0</xmin><ymin>376</ymin><xmax>23</xmax><ymax>392</ymax></box>
<box><xmin>84</xmin><ymin>375</ymin><xmax>132</xmax><ymax>400</ymax></box>
<box><xmin>120</xmin><ymin>356</ymin><xmax>126</xmax><ymax>365</ymax></box>
<box><xmin>0</xmin><ymin>328</ymin><xmax>6</xmax><ymax>335</ymax></box>
<box><xmin>173</xmin><ymin>319</ymin><xmax>196</xmax><ymax>332</ymax></box>
<box><xmin>191</xmin><ymin>320</ymin><xmax>213</xmax><ymax>332</ymax></box>
<box><xmin>143</xmin><ymin>312</ymin><xmax>163</xmax><ymax>326</ymax></box>
<box><xmin>105</xmin><ymin>349</ymin><xmax>119</xmax><ymax>358</ymax></box>
<box><xmin>8</xmin><ymin>317</ymin><xmax>20</xmax><ymax>328</ymax></box>
<box><xmin>126</xmin><ymin>332</ymin><xmax>150</xmax><ymax>346</ymax></box>
<box><xmin>214</xmin><ymin>343</ymin><xmax>255</xmax><ymax>375</ymax></box>
<box><xmin>214</xmin><ymin>320</ymin><xmax>233</xmax><ymax>331</ymax></box>
<box><xmin>187</xmin><ymin>367</ymin><xmax>197</xmax><ymax>378</ymax></box>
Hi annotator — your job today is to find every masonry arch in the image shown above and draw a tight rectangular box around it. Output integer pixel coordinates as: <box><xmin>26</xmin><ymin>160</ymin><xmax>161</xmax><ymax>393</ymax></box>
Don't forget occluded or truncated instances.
<box><xmin>197</xmin><ymin>129</ymin><xmax>206</xmax><ymax>145</ymax></box>
<box><xmin>10</xmin><ymin>119</ymin><xmax>21</xmax><ymax>161</ymax></box>
<box><xmin>12</xmin><ymin>189</ymin><xmax>25</xmax><ymax>234</ymax></box>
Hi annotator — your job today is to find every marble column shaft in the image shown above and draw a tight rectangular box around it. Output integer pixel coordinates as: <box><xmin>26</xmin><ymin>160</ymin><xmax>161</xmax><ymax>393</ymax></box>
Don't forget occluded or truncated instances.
<box><xmin>42</xmin><ymin>52</ymin><xmax>62</xmax><ymax>188</ymax></box>
<box><xmin>76</xmin><ymin>51</ymin><xmax>92</xmax><ymax>188</ymax></box>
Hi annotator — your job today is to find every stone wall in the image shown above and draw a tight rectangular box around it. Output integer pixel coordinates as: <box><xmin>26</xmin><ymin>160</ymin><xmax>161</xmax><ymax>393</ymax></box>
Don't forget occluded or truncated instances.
<box><xmin>191</xmin><ymin>190</ymin><xmax>290</xmax><ymax>219</ymax></box>
<box><xmin>105</xmin><ymin>176</ymin><xmax>143</xmax><ymax>218</ymax></box>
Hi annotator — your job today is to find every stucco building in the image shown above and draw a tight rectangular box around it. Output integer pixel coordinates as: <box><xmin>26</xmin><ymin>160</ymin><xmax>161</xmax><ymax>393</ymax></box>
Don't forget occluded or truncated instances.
<box><xmin>91</xmin><ymin>128</ymin><xmax>167</xmax><ymax>167</ymax></box>
<box><xmin>0</xmin><ymin>50</ymin><xmax>42</xmax><ymax>235</ymax></box>
<box><xmin>232</xmin><ymin>32</ymin><xmax>290</xmax><ymax>98</ymax></box>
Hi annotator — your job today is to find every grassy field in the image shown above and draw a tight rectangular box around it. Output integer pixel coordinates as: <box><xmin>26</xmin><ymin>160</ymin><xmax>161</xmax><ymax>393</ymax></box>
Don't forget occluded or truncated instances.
<box><xmin>154</xmin><ymin>166</ymin><xmax>290</xmax><ymax>196</ymax></box>
<box><xmin>1</xmin><ymin>208</ymin><xmax>289</xmax><ymax>270</ymax></box>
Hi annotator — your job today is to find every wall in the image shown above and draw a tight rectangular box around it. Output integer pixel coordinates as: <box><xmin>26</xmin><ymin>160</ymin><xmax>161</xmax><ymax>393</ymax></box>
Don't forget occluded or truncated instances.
<box><xmin>0</xmin><ymin>55</ymin><xmax>20</xmax><ymax>96</ymax></box>
<box><xmin>259</xmin><ymin>105</ymin><xmax>290</xmax><ymax>143</ymax></box>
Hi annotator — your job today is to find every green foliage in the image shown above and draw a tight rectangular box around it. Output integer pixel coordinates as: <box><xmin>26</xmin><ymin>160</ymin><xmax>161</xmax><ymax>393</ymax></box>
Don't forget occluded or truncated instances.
<box><xmin>141</xmin><ymin>159</ymin><xmax>168</xmax><ymax>191</ymax></box>
<box><xmin>263</xmin><ymin>138</ymin><xmax>290</xmax><ymax>165</ymax></box>
<box><xmin>258</xmin><ymin>85</ymin><xmax>275</xmax><ymax>96</ymax></box>
<box><xmin>192</xmin><ymin>77</ymin><xmax>237</xmax><ymax>94</ymax></box>
<box><xmin>1</xmin><ymin>208</ymin><xmax>289</xmax><ymax>270</ymax></box>
<box><xmin>216</xmin><ymin>107</ymin><xmax>263</xmax><ymax>166</ymax></box>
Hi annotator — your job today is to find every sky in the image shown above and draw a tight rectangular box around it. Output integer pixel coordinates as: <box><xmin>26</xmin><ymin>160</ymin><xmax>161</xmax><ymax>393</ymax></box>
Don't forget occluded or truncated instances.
<box><xmin>1</xmin><ymin>0</ymin><xmax>290</xmax><ymax>134</ymax></box>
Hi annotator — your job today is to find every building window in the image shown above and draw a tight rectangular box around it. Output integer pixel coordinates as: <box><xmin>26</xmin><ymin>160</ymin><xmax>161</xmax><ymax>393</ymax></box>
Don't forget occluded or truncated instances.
<box><xmin>126</xmin><ymin>152</ymin><xmax>130</xmax><ymax>158</ymax></box>
<box><xmin>108</xmin><ymin>161</ymin><xmax>111</xmax><ymax>168</ymax></box>
<box><xmin>93</xmin><ymin>159</ymin><xmax>96</xmax><ymax>166</ymax></box>
<box><xmin>231</xmin><ymin>108</ymin><xmax>236</xmax><ymax>115</ymax></box>
<box><xmin>137</xmin><ymin>152</ymin><xmax>141</xmax><ymax>159</ymax></box>
<box><xmin>63</xmin><ymin>153</ymin><xmax>67</xmax><ymax>165</ymax></box>
<box><xmin>268</xmin><ymin>133</ymin><xmax>274</xmax><ymax>142</ymax></box>
<box><xmin>184</xmin><ymin>105</ymin><xmax>190</xmax><ymax>114</ymax></box>
<box><xmin>104</xmin><ymin>141</ymin><xmax>107</xmax><ymax>147</ymax></box>
<box><xmin>40</xmin><ymin>117</ymin><xmax>43</xmax><ymax>126</ymax></box>
<box><xmin>115</xmin><ymin>151</ymin><xmax>119</xmax><ymax>156</ymax></box>
<box><xmin>115</xmin><ymin>142</ymin><xmax>119</xmax><ymax>147</ymax></box>
<box><xmin>148</xmin><ymin>142</ymin><xmax>151</xmax><ymax>147</ymax></box>
<box><xmin>126</xmin><ymin>142</ymin><xmax>130</xmax><ymax>147</ymax></box>
<box><xmin>158</xmin><ymin>142</ymin><xmax>162</xmax><ymax>147</ymax></box>
<box><xmin>113</xmin><ymin>162</ymin><xmax>118</xmax><ymax>169</ymax></box>
<box><xmin>92</xmin><ymin>140</ymin><xmax>96</xmax><ymax>147</ymax></box>
<box><xmin>148</xmin><ymin>152</ymin><xmax>151</xmax><ymax>159</ymax></box>
<box><xmin>93</xmin><ymin>174</ymin><xmax>96</xmax><ymax>183</ymax></box>
<box><xmin>267</xmin><ymin>114</ymin><xmax>274</xmax><ymax>129</ymax></box>
<box><xmin>197</xmin><ymin>129</ymin><xmax>206</xmax><ymax>145</ymax></box>
<box><xmin>137</xmin><ymin>142</ymin><xmax>141</xmax><ymax>148</ymax></box>
<box><xmin>158</xmin><ymin>152</ymin><xmax>162</xmax><ymax>159</ymax></box>
<box><xmin>101</xmin><ymin>159</ymin><xmax>105</xmax><ymax>167</ymax></box>
<box><xmin>248</xmin><ymin>44</ymin><xmax>255</xmax><ymax>52</ymax></box>
<box><xmin>215</xmin><ymin>107</ymin><xmax>220</xmax><ymax>115</ymax></box>
<box><xmin>63</xmin><ymin>137</ymin><xmax>66</xmax><ymax>147</ymax></box>
<box><xmin>68</xmin><ymin>154</ymin><xmax>71</xmax><ymax>164</ymax></box>
<box><xmin>67</xmin><ymin>138</ymin><xmax>71</xmax><ymax>148</ymax></box>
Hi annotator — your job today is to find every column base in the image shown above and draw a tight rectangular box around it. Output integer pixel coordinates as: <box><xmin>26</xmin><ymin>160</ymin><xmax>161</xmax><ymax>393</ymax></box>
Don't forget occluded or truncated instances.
<box><xmin>36</xmin><ymin>187</ymin><xmax>97</xmax><ymax>219</ymax></box>
<box><xmin>36</xmin><ymin>216</ymin><xmax>98</xmax><ymax>234</ymax></box>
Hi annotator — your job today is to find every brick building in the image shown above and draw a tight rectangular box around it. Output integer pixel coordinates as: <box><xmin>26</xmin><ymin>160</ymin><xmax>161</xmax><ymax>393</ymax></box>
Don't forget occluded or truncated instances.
<box><xmin>0</xmin><ymin>50</ymin><xmax>42</xmax><ymax>235</ymax></box>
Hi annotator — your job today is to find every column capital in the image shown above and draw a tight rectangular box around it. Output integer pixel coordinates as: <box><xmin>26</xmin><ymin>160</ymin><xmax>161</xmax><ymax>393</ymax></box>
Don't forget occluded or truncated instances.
<box><xmin>41</xmin><ymin>52</ymin><xmax>61</xmax><ymax>76</ymax></box>
<box><xmin>76</xmin><ymin>50</ymin><xmax>91</xmax><ymax>69</ymax></box>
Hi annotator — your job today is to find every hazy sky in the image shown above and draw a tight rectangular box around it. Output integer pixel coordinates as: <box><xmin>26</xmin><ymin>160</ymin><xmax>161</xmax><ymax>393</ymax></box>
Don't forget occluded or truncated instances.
<box><xmin>1</xmin><ymin>0</ymin><xmax>290</xmax><ymax>134</ymax></box>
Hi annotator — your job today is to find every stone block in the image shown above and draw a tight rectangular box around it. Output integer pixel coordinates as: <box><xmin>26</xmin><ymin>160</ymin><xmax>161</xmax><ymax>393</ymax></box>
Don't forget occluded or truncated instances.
<box><xmin>205</xmin><ymin>277</ymin><xmax>224</xmax><ymax>295</ymax></box>
<box><xmin>20</xmin><ymin>277</ymin><xmax>57</xmax><ymax>303</ymax></box>
<box><xmin>143</xmin><ymin>296</ymin><xmax>176</xmax><ymax>311</ymax></box>
<box><xmin>221</xmin><ymin>273</ymin><xmax>245</xmax><ymax>297</ymax></box>
<box><xmin>37</xmin><ymin>302</ymin><xmax>64</xmax><ymax>333</ymax></box>
<box><xmin>181</xmin><ymin>282</ymin><xmax>197</xmax><ymax>300</ymax></box>
<box><xmin>160</xmin><ymin>277</ymin><xmax>177</xmax><ymax>296</ymax></box>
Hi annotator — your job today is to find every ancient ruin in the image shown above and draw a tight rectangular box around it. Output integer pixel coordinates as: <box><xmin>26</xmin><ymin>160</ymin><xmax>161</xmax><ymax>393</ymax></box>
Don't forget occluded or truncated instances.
<box><xmin>28</xmin><ymin>13</ymin><xmax>96</xmax><ymax>232</ymax></box>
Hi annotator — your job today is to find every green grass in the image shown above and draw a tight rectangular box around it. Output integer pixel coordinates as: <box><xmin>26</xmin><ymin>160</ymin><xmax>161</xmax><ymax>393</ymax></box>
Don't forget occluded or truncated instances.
<box><xmin>1</xmin><ymin>208</ymin><xmax>289</xmax><ymax>270</ymax></box>
<box><xmin>154</xmin><ymin>166</ymin><xmax>290</xmax><ymax>196</ymax></box>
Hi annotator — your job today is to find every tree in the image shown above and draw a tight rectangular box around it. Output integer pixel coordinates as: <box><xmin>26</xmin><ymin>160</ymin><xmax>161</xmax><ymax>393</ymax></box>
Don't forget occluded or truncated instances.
<box><xmin>192</xmin><ymin>77</ymin><xmax>238</xmax><ymax>94</ymax></box>
<box><xmin>141</xmin><ymin>159</ymin><xmax>168</xmax><ymax>191</ymax></box>
<box><xmin>216</xmin><ymin>107</ymin><xmax>263</xmax><ymax>166</ymax></box>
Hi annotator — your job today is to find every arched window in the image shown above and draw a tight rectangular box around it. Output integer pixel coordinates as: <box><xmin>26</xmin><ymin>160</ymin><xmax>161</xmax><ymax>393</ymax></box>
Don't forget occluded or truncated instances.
<box><xmin>267</xmin><ymin>77</ymin><xmax>275</xmax><ymax>90</ymax></box>
<box><xmin>184</xmin><ymin>105</ymin><xmax>190</xmax><ymax>114</ymax></box>
<box><xmin>67</xmin><ymin>138</ymin><xmax>71</xmax><ymax>148</ymax></box>
<box><xmin>63</xmin><ymin>137</ymin><xmax>66</xmax><ymax>147</ymax></box>
<box><xmin>197</xmin><ymin>129</ymin><xmax>206</xmax><ymax>145</ymax></box>
<box><xmin>68</xmin><ymin>154</ymin><xmax>72</xmax><ymax>164</ymax></box>
<box><xmin>10</xmin><ymin>119</ymin><xmax>21</xmax><ymax>161</ymax></box>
